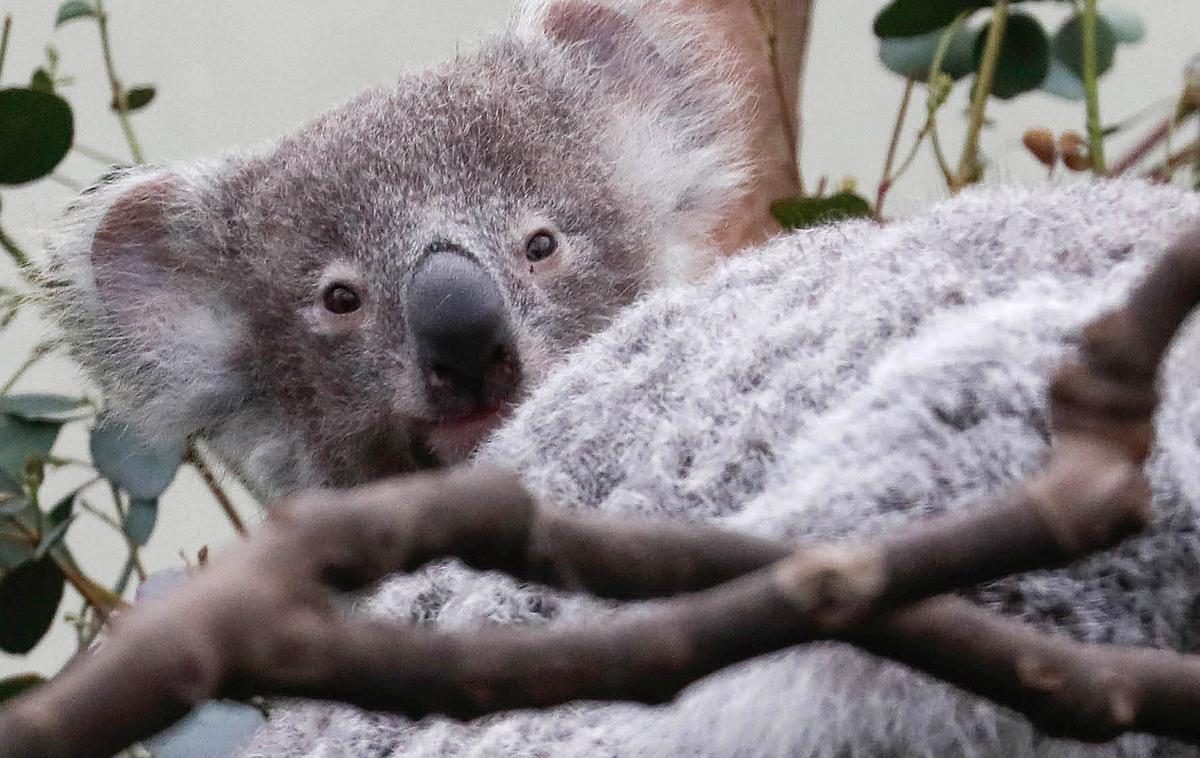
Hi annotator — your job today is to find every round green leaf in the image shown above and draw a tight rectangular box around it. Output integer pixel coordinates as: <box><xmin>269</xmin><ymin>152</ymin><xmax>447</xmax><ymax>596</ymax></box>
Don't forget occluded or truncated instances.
<box><xmin>771</xmin><ymin>192</ymin><xmax>873</xmax><ymax>231</ymax></box>
<box><xmin>0</xmin><ymin>556</ymin><xmax>65</xmax><ymax>654</ymax></box>
<box><xmin>123</xmin><ymin>497</ymin><xmax>158</xmax><ymax>546</ymax></box>
<box><xmin>1052</xmin><ymin>13</ymin><xmax>1117</xmax><ymax>80</ymax></box>
<box><xmin>0</xmin><ymin>673</ymin><xmax>45</xmax><ymax>703</ymax></box>
<box><xmin>1098</xmin><ymin>2</ymin><xmax>1145</xmax><ymax>44</ymax></box>
<box><xmin>874</xmin><ymin>0</ymin><xmax>985</xmax><ymax>39</ymax></box>
<box><xmin>879</xmin><ymin>23</ymin><xmax>977</xmax><ymax>81</ymax></box>
<box><xmin>1040</xmin><ymin>55</ymin><xmax>1087</xmax><ymax>100</ymax></box>
<box><xmin>0</xmin><ymin>88</ymin><xmax>74</xmax><ymax>185</ymax></box>
<box><xmin>111</xmin><ymin>85</ymin><xmax>156</xmax><ymax>113</ymax></box>
<box><xmin>89</xmin><ymin>417</ymin><xmax>184</xmax><ymax>500</ymax></box>
<box><xmin>0</xmin><ymin>394</ymin><xmax>91</xmax><ymax>423</ymax></box>
<box><xmin>55</xmin><ymin>1</ymin><xmax>97</xmax><ymax>27</ymax></box>
<box><xmin>0</xmin><ymin>414</ymin><xmax>62</xmax><ymax>490</ymax></box>
<box><xmin>974</xmin><ymin>13</ymin><xmax>1050</xmax><ymax>100</ymax></box>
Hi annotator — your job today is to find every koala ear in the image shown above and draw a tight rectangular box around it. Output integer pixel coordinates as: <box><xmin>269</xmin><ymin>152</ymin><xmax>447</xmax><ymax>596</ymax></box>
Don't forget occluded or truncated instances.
<box><xmin>542</xmin><ymin>2</ymin><xmax>664</xmax><ymax>89</ymax></box>
<box><xmin>42</xmin><ymin>165</ymin><xmax>244</xmax><ymax>443</ymax></box>
<box><xmin>534</xmin><ymin>0</ymin><xmax>754</xmax><ymax>281</ymax></box>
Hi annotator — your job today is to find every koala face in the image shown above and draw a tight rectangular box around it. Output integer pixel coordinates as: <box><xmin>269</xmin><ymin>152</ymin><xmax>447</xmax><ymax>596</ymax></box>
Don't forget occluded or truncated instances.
<box><xmin>41</xmin><ymin>0</ymin><xmax>751</xmax><ymax>497</ymax></box>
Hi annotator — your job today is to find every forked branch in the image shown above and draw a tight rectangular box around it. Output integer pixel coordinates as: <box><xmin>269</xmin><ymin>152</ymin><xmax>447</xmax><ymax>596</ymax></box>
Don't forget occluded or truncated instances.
<box><xmin>1</xmin><ymin>224</ymin><xmax>1199</xmax><ymax>758</ymax></box>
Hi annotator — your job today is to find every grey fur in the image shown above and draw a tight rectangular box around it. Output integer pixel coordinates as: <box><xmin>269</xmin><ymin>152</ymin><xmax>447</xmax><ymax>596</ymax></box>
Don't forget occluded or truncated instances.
<box><xmin>246</xmin><ymin>179</ymin><xmax>1200</xmax><ymax>757</ymax></box>
<box><xmin>38</xmin><ymin>0</ymin><xmax>751</xmax><ymax>498</ymax></box>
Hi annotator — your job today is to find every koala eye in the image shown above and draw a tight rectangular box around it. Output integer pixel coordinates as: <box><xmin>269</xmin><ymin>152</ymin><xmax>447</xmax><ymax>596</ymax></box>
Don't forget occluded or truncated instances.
<box><xmin>322</xmin><ymin>283</ymin><xmax>361</xmax><ymax>314</ymax></box>
<box><xmin>525</xmin><ymin>230</ymin><xmax>558</xmax><ymax>262</ymax></box>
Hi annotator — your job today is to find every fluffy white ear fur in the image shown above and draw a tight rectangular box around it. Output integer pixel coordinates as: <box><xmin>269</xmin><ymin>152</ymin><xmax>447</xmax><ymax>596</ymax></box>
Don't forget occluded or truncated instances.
<box><xmin>518</xmin><ymin>0</ymin><xmax>755</xmax><ymax>282</ymax></box>
<box><xmin>39</xmin><ymin>162</ymin><xmax>244</xmax><ymax>446</ymax></box>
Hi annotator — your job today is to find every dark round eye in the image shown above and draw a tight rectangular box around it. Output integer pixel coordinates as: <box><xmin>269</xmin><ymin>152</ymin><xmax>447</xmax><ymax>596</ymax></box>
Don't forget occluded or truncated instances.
<box><xmin>525</xmin><ymin>230</ymin><xmax>558</xmax><ymax>262</ymax></box>
<box><xmin>322</xmin><ymin>283</ymin><xmax>361</xmax><ymax>314</ymax></box>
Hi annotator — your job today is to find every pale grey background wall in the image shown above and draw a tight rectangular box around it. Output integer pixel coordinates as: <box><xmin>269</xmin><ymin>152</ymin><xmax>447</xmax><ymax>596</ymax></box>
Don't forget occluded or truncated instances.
<box><xmin>0</xmin><ymin>0</ymin><xmax>1195</xmax><ymax>677</ymax></box>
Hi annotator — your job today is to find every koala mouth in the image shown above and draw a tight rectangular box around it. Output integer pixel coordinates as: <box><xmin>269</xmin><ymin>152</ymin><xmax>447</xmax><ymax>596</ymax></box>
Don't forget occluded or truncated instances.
<box><xmin>421</xmin><ymin>403</ymin><xmax>514</xmax><ymax>464</ymax></box>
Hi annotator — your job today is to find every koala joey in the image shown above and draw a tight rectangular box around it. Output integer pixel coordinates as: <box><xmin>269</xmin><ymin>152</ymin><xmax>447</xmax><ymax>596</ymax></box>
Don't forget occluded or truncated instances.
<box><xmin>39</xmin><ymin>0</ymin><xmax>754</xmax><ymax>498</ymax></box>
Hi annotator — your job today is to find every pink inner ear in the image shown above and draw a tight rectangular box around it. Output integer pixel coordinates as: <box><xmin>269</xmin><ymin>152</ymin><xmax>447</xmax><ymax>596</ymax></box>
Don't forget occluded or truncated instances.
<box><xmin>544</xmin><ymin>1</ymin><xmax>659</xmax><ymax>76</ymax></box>
<box><xmin>91</xmin><ymin>175</ymin><xmax>183</xmax><ymax>312</ymax></box>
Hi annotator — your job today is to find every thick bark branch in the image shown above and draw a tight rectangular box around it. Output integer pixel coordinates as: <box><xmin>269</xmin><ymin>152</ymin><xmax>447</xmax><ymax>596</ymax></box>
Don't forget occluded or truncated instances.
<box><xmin>2</xmin><ymin>221</ymin><xmax>1199</xmax><ymax>757</ymax></box>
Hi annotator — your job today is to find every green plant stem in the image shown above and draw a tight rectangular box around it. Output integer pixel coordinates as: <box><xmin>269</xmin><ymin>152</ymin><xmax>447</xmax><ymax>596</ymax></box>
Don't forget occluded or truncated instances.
<box><xmin>0</xmin><ymin>342</ymin><xmax>52</xmax><ymax>395</ymax></box>
<box><xmin>94</xmin><ymin>0</ymin><xmax>145</xmax><ymax>164</ymax></box>
<box><xmin>881</xmin><ymin>14</ymin><xmax>965</xmax><ymax>203</ymax></box>
<box><xmin>956</xmin><ymin>0</ymin><xmax>1009</xmax><ymax>190</ymax></box>
<box><xmin>0</xmin><ymin>15</ymin><xmax>12</xmax><ymax>83</ymax></box>
<box><xmin>73</xmin><ymin>142</ymin><xmax>125</xmax><ymax>166</ymax></box>
<box><xmin>1081</xmin><ymin>0</ymin><xmax>1106</xmax><ymax>173</ymax></box>
<box><xmin>0</xmin><ymin>223</ymin><xmax>30</xmax><ymax>270</ymax></box>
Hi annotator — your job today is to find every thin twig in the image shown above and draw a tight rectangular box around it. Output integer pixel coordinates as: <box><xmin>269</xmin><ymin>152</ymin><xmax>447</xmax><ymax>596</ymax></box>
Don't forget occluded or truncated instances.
<box><xmin>94</xmin><ymin>0</ymin><xmax>144</xmax><ymax>164</ymax></box>
<box><xmin>875</xmin><ymin>78</ymin><xmax>915</xmax><ymax>216</ymax></box>
<box><xmin>0</xmin><ymin>341</ymin><xmax>54</xmax><ymax>395</ymax></box>
<box><xmin>186</xmin><ymin>441</ymin><xmax>247</xmax><ymax>535</ymax></box>
<box><xmin>956</xmin><ymin>0</ymin><xmax>1009</xmax><ymax>189</ymax></box>
<box><xmin>0</xmin><ymin>15</ymin><xmax>12</xmax><ymax>83</ymax></box>
<box><xmin>72</xmin><ymin>143</ymin><xmax>127</xmax><ymax>167</ymax></box>
<box><xmin>884</xmin><ymin>14</ymin><xmax>965</xmax><ymax>199</ymax></box>
<box><xmin>1148</xmin><ymin>138</ymin><xmax>1200</xmax><ymax>182</ymax></box>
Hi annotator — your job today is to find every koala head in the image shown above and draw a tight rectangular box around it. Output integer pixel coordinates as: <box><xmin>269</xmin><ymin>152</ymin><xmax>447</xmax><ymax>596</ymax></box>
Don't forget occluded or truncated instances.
<box><xmin>39</xmin><ymin>0</ymin><xmax>753</xmax><ymax>498</ymax></box>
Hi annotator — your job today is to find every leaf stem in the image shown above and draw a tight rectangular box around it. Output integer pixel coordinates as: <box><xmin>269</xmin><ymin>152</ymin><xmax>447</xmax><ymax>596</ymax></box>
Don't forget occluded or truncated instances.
<box><xmin>956</xmin><ymin>0</ymin><xmax>1009</xmax><ymax>189</ymax></box>
<box><xmin>94</xmin><ymin>0</ymin><xmax>145</xmax><ymax>164</ymax></box>
<box><xmin>1081</xmin><ymin>0</ymin><xmax>1106</xmax><ymax>173</ymax></box>
<box><xmin>0</xmin><ymin>15</ymin><xmax>12</xmax><ymax>83</ymax></box>
<box><xmin>72</xmin><ymin>142</ymin><xmax>126</xmax><ymax>166</ymax></box>
<box><xmin>186</xmin><ymin>441</ymin><xmax>247</xmax><ymax>535</ymax></box>
<box><xmin>0</xmin><ymin>342</ymin><xmax>53</xmax><ymax>395</ymax></box>
<box><xmin>0</xmin><ymin>223</ymin><xmax>30</xmax><ymax>270</ymax></box>
<box><xmin>876</xmin><ymin>78</ymin><xmax>915</xmax><ymax>216</ymax></box>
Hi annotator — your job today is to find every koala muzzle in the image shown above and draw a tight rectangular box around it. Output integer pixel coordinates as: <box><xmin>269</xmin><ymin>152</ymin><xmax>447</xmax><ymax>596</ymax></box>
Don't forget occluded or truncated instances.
<box><xmin>406</xmin><ymin>247</ymin><xmax>519</xmax><ymax>410</ymax></box>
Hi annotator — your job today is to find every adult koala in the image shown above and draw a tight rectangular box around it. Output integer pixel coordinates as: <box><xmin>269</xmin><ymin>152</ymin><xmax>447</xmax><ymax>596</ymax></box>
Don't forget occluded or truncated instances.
<box><xmin>247</xmin><ymin>178</ymin><xmax>1200</xmax><ymax>758</ymax></box>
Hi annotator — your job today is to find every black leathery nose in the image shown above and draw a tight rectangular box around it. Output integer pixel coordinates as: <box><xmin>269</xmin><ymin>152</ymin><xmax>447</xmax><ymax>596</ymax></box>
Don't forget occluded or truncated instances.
<box><xmin>406</xmin><ymin>249</ymin><xmax>513</xmax><ymax>395</ymax></box>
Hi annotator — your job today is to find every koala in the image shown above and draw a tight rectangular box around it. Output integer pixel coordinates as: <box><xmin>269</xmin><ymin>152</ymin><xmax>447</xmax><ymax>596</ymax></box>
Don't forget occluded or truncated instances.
<box><xmin>248</xmin><ymin>180</ymin><xmax>1200</xmax><ymax>757</ymax></box>
<box><xmin>39</xmin><ymin>0</ymin><xmax>753</xmax><ymax>498</ymax></box>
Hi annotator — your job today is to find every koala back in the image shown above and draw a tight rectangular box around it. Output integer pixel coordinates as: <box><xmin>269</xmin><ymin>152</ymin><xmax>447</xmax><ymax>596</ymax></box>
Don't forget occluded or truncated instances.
<box><xmin>246</xmin><ymin>179</ymin><xmax>1200</xmax><ymax>757</ymax></box>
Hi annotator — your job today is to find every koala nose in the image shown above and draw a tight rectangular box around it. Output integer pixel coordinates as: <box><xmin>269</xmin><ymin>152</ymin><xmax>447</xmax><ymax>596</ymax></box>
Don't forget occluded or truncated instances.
<box><xmin>406</xmin><ymin>247</ymin><xmax>516</xmax><ymax>401</ymax></box>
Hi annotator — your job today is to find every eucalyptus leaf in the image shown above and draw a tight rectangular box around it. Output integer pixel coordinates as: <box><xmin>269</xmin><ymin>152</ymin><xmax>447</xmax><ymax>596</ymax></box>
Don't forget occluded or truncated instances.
<box><xmin>874</xmin><ymin>0</ymin><xmax>985</xmax><ymax>39</ymax></box>
<box><xmin>111</xmin><ymin>85</ymin><xmax>156</xmax><ymax>113</ymax></box>
<box><xmin>0</xmin><ymin>88</ymin><xmax>74</xmax><ymax>185</ymax></box>
<box><xmin>0</xmin><ymin>556</ymin><xmax>65</xmax><ymax>654</ymax></box>
<box><xmin>0</xmin><ymin>523</ymin><xmax>35</xmax><ymax>573</ymax></box>
<box><xmin>90</xmin><ymin>417</ymin><xmax>184</xmax><ymax>500</ymax></box>
<box><xmin>47</xmin><ymin>483</ymin><xmax>85</xmax><ymax>526</ymax></box>
<box><xmin>54</xmin><ymin>1</ymin><xmax>97</xmax><ymax>27</ymax></box>
<box><xmin>974</xmin><ymin>12</ymin><xmax>1049</xmax><ymax>100</ymax></box>
<box><xmin>1052</xmin><ymin>13</ymin><xmax>1117</xmax><ymax>80</ymax></box>
<box><xmin>0</xmin><ymin>414</ymin><xmax>62</xmax><ymax>489</ymax></box>
<box><xmin>771</xmin><ymin>192</ymin><xmax>873</xmax><ymax>231</ymax></box>
<box><xmin>0</xmin><ymin>394</ymin><xmax>91</xmax><ymax>423</ymax></box>
<box><xmin>0</xmin><ymin>673</ymin><xmax>45</xmax><ymax>703</ymax></box>
<box><xmin>1040</xmin><ymin>55</ymin><xmax>1087</xmax><ymax>100</ymax></box>
<box><xmin>1098</xmin><ymin>1</ymin><xmax>1145</xmax><ymax>44</ymax></box>
<box><xmin>123</xmin><ymin>497</ymin><xmax>158</xmax><ymax>546</ymax></box>
<box><xmin>878</xmin><ymin>23</ymin><xmax>977</xmax><ymax>82</ymax></box>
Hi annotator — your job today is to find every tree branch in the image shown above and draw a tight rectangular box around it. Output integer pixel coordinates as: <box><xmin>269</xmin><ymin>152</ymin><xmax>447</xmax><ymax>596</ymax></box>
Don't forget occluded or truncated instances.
<box><xmin>3</xmin><ymin>220</ymin><xmax>1199</xmax><ymax>758</ymax></box>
